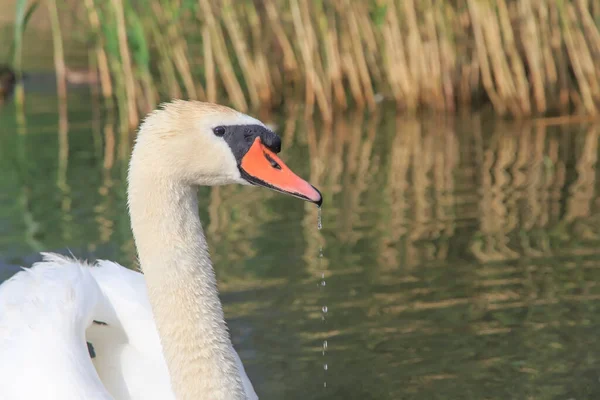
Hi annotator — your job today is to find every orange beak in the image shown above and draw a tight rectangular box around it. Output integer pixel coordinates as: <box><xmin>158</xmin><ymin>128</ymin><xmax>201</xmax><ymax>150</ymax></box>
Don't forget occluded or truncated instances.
<box><xmin>240</xmin><ymin>137</ymin><xmax>322</xmax><ymax>206</ymax></box>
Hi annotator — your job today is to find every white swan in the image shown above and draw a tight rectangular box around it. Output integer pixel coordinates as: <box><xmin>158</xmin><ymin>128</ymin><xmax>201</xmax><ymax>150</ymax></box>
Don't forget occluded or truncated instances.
<box><xmin>0</xmin><ymin>100</ymin><xmax>322</xmax><ymax>400</ymax></box>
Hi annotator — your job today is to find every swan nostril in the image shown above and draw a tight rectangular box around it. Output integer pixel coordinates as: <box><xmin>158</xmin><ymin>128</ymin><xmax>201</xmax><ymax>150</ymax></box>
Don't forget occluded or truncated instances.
<box><xmin>264</xmin><ymin>152</ymin><xmax>281</xmax><ymax>170</ymax></box>
<box><xmin>87</xmin><ymin>342</ymin><xmax>96</xmax><ymax>359</ymax></box>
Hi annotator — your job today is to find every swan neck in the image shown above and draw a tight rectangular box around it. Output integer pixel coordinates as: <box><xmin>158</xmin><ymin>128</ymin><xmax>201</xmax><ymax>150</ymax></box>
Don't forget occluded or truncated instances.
<box><xmin>128</xmin><ymin>166</ymin><xmax>246</xmax><ymax>399</ymax></box>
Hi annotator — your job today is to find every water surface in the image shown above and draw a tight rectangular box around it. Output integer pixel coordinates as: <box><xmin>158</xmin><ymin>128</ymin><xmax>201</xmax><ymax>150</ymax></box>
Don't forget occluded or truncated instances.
<box><xmin>1</xmin><ymin>90</ymin><xmax>600</xmax><ymax>399</ymax></box>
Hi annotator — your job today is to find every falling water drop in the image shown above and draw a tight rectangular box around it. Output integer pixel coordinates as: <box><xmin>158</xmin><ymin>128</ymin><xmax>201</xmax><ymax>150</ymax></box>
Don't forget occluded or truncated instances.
<box><xmin>317</xmin><ymin>207</ymin><xmax>322</xmax><ymax>230</ymax></box>
<box><xmin>322</xmin><ymin>306</ymin><xmax>328</xmax><ymax>313</ymax></box>
<box><xmin>324</xmin><ymin>364</ymin><xmax>328</xmax><ymax>371</ymax></box>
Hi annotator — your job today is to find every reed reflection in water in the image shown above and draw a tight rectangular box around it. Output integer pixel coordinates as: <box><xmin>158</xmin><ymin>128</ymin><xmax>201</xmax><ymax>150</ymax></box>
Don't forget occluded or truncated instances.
<box><xmin>0</xmin><ymin>95</ymin><xmax>599</xmax><ymax>399</ymax></box>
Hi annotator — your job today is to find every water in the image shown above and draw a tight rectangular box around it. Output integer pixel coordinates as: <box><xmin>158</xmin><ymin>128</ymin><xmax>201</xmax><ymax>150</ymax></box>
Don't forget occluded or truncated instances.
<box><xmin>1</xmin><ymin>90</ymin><xmax>600</xmax><ymax>399</ymax></box>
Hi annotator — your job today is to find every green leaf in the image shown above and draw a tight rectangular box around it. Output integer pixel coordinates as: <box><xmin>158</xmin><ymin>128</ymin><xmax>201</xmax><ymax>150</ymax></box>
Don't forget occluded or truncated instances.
<box><xmin>12</xmin><ymin>0</ymin><xmax>40</xmax><ymax>64</ymax></box>
<box><xmin>125</xmin><ymin>7</ymin><xmax>151</xmax><ymax>72</ymax></box>
<box><xmin>370</xmin><ymin>3</ymin><xmax>388</xmax><ymax>28</ymax></box>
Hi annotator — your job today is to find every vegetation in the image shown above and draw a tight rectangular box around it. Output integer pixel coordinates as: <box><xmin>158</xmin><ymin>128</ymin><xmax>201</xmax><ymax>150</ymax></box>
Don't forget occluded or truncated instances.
<box><xmin>8</xmin><ymin>0</ymin><xmax>600</xmax><ymax>128</ymax></box>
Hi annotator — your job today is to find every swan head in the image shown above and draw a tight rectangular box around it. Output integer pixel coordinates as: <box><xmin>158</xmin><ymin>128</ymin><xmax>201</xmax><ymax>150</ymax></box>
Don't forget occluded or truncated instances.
<box><xmin>131</xmin><ymin>100</ymin><xmax>322</xmax><ymax>205</ymax></box>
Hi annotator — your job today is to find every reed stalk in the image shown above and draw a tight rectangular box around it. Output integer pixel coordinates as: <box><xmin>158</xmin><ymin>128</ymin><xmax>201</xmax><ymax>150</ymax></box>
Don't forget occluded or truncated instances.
<box><xmin>244</xmin><ymin>1</ymin><xmax>273</xmax><ymax>106</ymax></box>
<box><xmin>148</xmin><ymin>17</ymin><xmax>182</xmax><ymax>99</ymax></box>
<box><xmin>12</xmin><ymin>0</ymin><xmax>40</xmax><ymax>128</ymax></box>
<box><xmin>197</xmin><ymin>0</ymin><xmax>248</xmax><ymax>111</ymax></box>
<box><xmin>203</xmin><ymin>26</ymin><xmax>216</xmax><ymax>103</ymax></box>
<box><xmin>84</xmin><ymin>0</ymin><xmax>113</xmax><ymax>104</ymax></box>
<box><xmin>519</xmin><ymin>0</ymin><xmax>545</xmax><ymax>114</ymax></box>
<box><xmin>110</xmin><ymin>0</ymin><xmax>138</xmax><ymax>129</ymax></box>
<box><xmin>154</xmin><ymin>1</ymin><xmax>203</xmax><ymax>101</ymax></box>
<box><xmin>46</xmin><ymin>0</ymin><xmax>68</xmax><ymax>135</ymax></box>
<box><xmin>345</xmin><ymin>1</ymin><xmax>375</xmax><ymax>110</ymax></box>
<box><xmin>222</xmin><ymin>0</ymin><xmax>260</xmax><ymax>107</ymax></box>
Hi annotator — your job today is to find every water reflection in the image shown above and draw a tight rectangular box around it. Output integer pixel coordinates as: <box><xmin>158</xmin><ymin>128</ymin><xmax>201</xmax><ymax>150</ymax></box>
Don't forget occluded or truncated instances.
<box><xmin>0</xmin><ymin>94</ymin><xmax>599</xmax><ymax>399</ymax></box>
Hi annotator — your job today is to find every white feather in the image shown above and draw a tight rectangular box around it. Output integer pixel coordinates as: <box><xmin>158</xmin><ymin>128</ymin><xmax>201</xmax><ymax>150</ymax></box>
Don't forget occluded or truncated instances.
<box><xmin>0</xmin><ymin>253</ymin><xmax>257</xmax><ymax>400</ymax></box>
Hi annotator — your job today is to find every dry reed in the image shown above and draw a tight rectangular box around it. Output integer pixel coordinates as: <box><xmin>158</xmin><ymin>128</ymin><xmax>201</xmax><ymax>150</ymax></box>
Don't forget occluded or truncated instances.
<box><xmin>21</xmin><ymin>0</ymin><xmax>600</xmax><ymax>127</ymax></box>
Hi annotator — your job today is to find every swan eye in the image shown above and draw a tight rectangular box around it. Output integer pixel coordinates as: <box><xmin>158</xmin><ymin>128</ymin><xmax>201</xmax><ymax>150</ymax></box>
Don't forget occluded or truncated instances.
<box><xmin>213</xmin><ymin>126</ymin><xmax>226</xmax><ymax>137</ymax></box>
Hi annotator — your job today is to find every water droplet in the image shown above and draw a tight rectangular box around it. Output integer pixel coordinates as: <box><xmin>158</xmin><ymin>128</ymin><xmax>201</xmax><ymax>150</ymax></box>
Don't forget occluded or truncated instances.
<box><xmin>317</xmin><ymin>208</ymin><xmax>322</xmax><ymax>230</ymax></box>
<box><xmin>316</xmin><ymin>207</ymin><xmax>327</xmax><ymax>391</ymax></box>
<box><xmin>317</xmin><ymin>207</ymin><xmax>323</xmax><ymax>230</ymax></box>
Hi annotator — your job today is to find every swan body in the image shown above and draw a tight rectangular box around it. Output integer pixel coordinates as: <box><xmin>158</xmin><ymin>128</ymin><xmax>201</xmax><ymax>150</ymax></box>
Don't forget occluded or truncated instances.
<box><xmin>0</xmin><ymin>100</ymin><xmax>322</xmax><ymax>400</ymax></box>
<box><xmin>0</xmin><ymin>254</ymin><xmax>254</xmax><ymax>400</ymax></box>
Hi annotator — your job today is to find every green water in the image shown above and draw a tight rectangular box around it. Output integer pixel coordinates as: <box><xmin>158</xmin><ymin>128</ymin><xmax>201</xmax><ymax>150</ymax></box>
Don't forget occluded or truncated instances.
<box><xmin>1</xmin><ymin>89</ymin><xmax>600</xmax><ymax>400</ymax></box>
